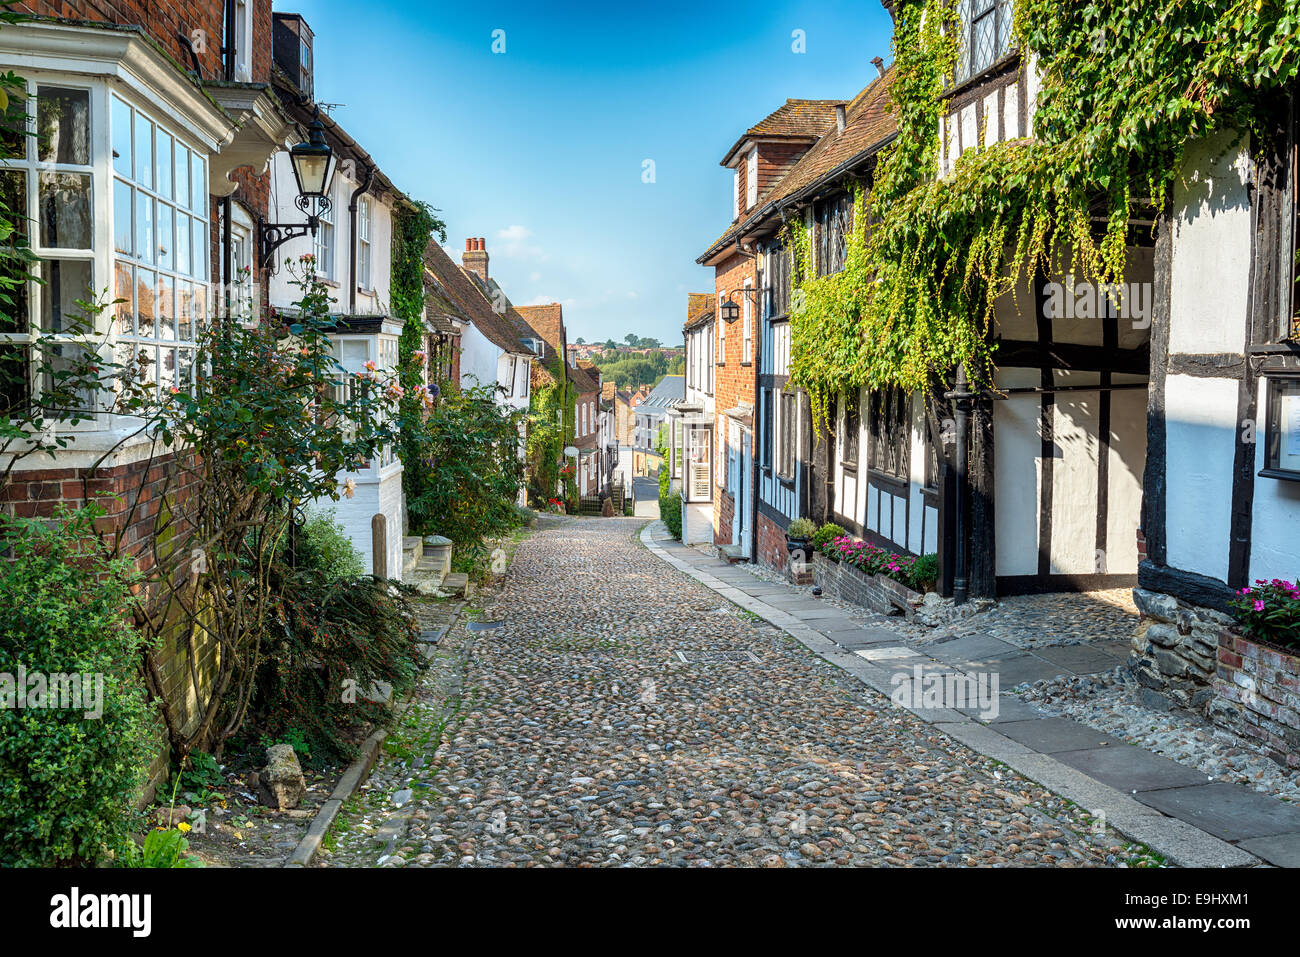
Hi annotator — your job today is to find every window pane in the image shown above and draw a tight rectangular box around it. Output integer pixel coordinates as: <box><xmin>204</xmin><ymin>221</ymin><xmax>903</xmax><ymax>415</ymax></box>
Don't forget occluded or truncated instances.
<box><xmin>0</xmin><ymin>173</ymin><xmax>29</xmax><ymax>334</ymax></box>
<box><xmin>39</xmin><ymin>258</ymin><xmax>92</xmax><ymax>333</ymax></box>
<box><xmin>0</xmin><ymin>341</ymin><xmax>29</xmax><ymax>418</ymax></box>
<box><xmin>159</xmin><ymin>346</ymin><xmax>176</xmax><ymax>393</ymax></box>
<box><xmin>177</xmin><ymin>279</ymin><xmax>192</xmax><ymax>340</ymax></box>
<box><xmin>191</xmin><ymin>282</ymin><xmax>207</xmax><ymax>329</ymax></box>
<box><xmin>156</xmin><ymin>204</ymin><xmax>173</xmax><ymax>272</ymax></box>
<box><xmin>135</xmin><ymin>268</ymin><xmax>155</xmax><ymax>337</ymax></box>
<box><xmin>113</xmin><ymin>261</ymin><xmax>133</xmax><ymax>335</ymax></box>
<box><xmin>156</xmin><ymin>129</ymin><xmax>173</xmax><ymax>201</ymax></box>
<box><xmin>113</xmin><ymin>180</ymin><xmax>132</xmax><ymax>255</ymax></box>
<box><xmin>176</xmin><ymin>212</ymin><xmax>191</xmax><ymax>276</ymax></box>
<box><xmin>36</xmin><ymin>86</ymin><xmax>90</xmax><ymax>166</ymax></box>
<box><xmin>178</xmin><ymin>348</ymin><xmax>194</xmax><ymax>393</ymax></box>
<box><xmin>2</xmin><ymin>85</ymin><xmax>29</xmax><ymax>161</ymax></box>
<box><xmin>189</xmin><ymin>153</ymin><xmax>205</xmax><ymax>214</ymax></box>
<box><xmin>135</xmin><ymin>190</ymin><xmax>153</xmax><ymax>264</ymax></box>
<box><xmin>111</xmin><ymin>96</ymin><xmax>132</xmax><ymax>177</ymax></box>
<box><xmin>157</xmin><ymin>273</ymin><xmax>174</xmax><ymax>340</ymax></box>
<box><xmin>0</xmin><ymin>168</ymin><xmax>26</xmax><ymax>241</ymax></box>
<box><xmin>133</xmin><ymin>112</ymin><xmax>153</xmax><ymax>189</ymax></box>
<box><xmin>192</xmin><ymin>218</ymin><xmax>207</xmax><ymax>280</ymax></box>
<box><xmin>174</xmin><ymin>143</ymin><xmax>190</xmax><ymax>209</ymax></box>
<box><xmin>39</xmin><ymin>172</ymin><xmax>92</xmax><ymax>249</ymax></box>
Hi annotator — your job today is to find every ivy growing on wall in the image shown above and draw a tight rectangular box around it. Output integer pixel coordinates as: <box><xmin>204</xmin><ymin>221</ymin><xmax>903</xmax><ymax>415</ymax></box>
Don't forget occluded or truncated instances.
<box><xmin>787</xmin><ymin>0</ymin><xmax>1300</xmax><ymax>423</ymax></box>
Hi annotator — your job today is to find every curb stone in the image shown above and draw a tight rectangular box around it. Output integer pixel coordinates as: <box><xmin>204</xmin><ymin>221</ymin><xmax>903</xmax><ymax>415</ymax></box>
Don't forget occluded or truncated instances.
<box><xmin>639</xmin><ymin>522</ymin><xmax>1259</xmax><ymax>869</ymax></box>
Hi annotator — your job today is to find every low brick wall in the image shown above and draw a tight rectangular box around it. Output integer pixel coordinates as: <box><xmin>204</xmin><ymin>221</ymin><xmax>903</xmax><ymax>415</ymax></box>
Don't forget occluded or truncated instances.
<box><xmin>1214</xmin><ymin>633</ymin><xmax>1300</xmax><ymax>770</ymax></box>
<box><xmin>813</xmin><ymin>553</ymin><xmax>922</xmax><ymax>617</ymax></box>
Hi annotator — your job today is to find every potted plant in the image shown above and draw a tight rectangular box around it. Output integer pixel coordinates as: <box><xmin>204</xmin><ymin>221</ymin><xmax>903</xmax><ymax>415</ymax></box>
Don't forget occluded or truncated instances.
<box><xmin>785</xmin><ymin>517</ymin><xmax>817</xmax><ymax>557</ymax></box>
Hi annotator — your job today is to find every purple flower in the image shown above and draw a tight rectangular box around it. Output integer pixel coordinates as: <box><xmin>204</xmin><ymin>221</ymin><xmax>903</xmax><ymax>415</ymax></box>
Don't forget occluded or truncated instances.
<box><xmin>1254</xmin><ymin>600</ymin><xmax>1266</xmax><ymax>612</ymax></box>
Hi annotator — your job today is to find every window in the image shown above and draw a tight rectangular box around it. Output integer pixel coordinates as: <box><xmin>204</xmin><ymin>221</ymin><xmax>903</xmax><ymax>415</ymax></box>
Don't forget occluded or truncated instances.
<box><xmin>357</xmin><ymin>195</ymin><xmax>372</xmax><ymax>291</ymax></box>
<box><xmin>742</xmin><ymin>279</ymin><xmax>753</xmax><ymax>363</ymax></box>
<box><xmin>768</xmin><ymin>242</ymin><xmax>792</xmax><ymax>318</ymax></box>
<box><xmin>1262</xmin><ymin>376</ymin><xmax>1300</xmax><ymax>480</ymax></box>
<box><xmin>841</xmin><ymin>391</ymin><xmax>861</xmax><ymax>470</ymax></box>
<box><xmin>2</xmin><ymin>83</ymin><xmax>98</xmax><ymax>414</ymax></box>
<box><xmin>718</xmin><ymin>299</ymin><xmax>726</xmax><ymax>361</ymax></box>
<box><xmin>672</xmin><ymin>420</ymin><xmax>683</xmax><ymax>478</ymax></box>
<box><xmin>717</xmin><ymin>416</ymin><xmax>727</xmax><ymax>490</ymax></box>
<box><xmin>732</xmin><ymin>169</ymin><xmax>740</xmax><ymax>219</ymax></box>
<box><xmin>956</xmin><ymin>0</ymin><xmax>1014</xmax><ymax>83</ymax></box>
<box><xmin>111</xmin><ymin>94</ymin><xmax>207</xmax><ymax>400</ymax></box>
<box><xmin>777</xmin><ymin>390</ymin><xmax>797</xmax><ymax>480</ymax></box>
<box><xmin>314</xmin><ymin>182</ymin><xmax>334</xmax><ymax>280</ymax></box>
<box><xmin>761</xmin><ymin>389</ymin><xmax>773</xmax><ymax>470</ymax></box>
<box><xmin>746</xmin><ymin>148</ymin><xmax>758</xmax><ymax>209</ymax></box>
<box><xmin>232</xmin><ymin>0</ymin><xmax>254</xmax><ymax>82</ymax></box>
<box><xmin>816</xmin><ymin>193</ymin><xmax>853</xmax><ymax>277</ymax></box>
<box><xmin>868</xmin><ymin>388</ymin><xmax>910</xmax><ymax>479</ymax></box>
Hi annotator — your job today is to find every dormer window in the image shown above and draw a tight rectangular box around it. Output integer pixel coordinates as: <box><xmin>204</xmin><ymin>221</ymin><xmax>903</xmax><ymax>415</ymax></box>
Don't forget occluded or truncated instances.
<box><xmin>956</xmin><ymin>0</ymin><xmax>1014</xmax><ymax>83</ymax></box>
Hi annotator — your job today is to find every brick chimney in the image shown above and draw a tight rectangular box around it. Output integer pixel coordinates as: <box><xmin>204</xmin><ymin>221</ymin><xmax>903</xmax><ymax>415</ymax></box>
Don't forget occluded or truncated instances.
<box><xmin>462</xmin><ymin>237</ymin><xmax>488</xmax><ymax>282</ymax></box>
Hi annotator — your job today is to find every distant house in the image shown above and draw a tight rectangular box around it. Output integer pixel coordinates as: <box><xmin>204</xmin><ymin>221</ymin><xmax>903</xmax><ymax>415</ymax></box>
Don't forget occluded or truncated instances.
<box><xmin>634</xmin><ymin>375</ymin><xmax>685</xmax><ymax>475</ymax></box>
<box><xmin>667</xmin><ymin>294</ymin><xmax>716</xmax><ymax>544</ymax></box>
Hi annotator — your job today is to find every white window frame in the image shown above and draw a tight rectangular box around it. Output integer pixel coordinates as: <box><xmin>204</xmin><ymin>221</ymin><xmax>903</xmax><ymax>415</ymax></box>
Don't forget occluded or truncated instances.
<box><xmin>746</xmin><ymin>147</ymin><xmax>758</xmax><ymax>209</ymax></box>
<box><xmin>233</xmin><ymin>0</ymin><xmax>254</xmax><ymax>82</ymax></box>
<box><xmin>314</xmin><ymin>180</ymin><xmax>334</xmax><ymax>281</ymax></box>
<box><xmin>110</xmin><ymin>91</ymin><xmax>208</xmax><ymax>402</ymax></box>
<box><xmin>732</xmin><ymin>168</ymin><xmax>739</xmax><ymax>219</ymax></box>
<box><xmin>742</xmin><ymin>278</ymin><xmax>753</xmax><ymax>363</ymax></box>
<box><xmin>357</xmin><ymin>194</ymin><xmax>372</xmax><ymax>292</ymax></box>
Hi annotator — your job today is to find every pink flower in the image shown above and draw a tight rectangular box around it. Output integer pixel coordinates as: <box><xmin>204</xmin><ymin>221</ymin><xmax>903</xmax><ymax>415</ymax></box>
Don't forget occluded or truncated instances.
<box><xmin>1254</xmin><ymin>600</ymin><xmax>1266</xmax><ymax>612</ymax></box>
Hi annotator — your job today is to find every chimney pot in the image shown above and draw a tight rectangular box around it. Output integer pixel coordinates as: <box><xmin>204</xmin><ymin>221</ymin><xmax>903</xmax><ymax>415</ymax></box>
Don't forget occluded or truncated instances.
<box><xmin>835</xmin><ymin>103</ymin><xmax>846</xmax><ymax>133</ymax></box>
<box><xmin>465</xmin><ymin>238</ymin><xmax>473</xmax><ymax>251</ymax></box>
<box><xmin>872</xmin><ymin>56</ymin><xmax>886</xmax><ymax>78</ymax></box>
<box><xmin>463</xmin><ymin>236</ymin><xmax>489</xmax><ymax>281</ymax></box>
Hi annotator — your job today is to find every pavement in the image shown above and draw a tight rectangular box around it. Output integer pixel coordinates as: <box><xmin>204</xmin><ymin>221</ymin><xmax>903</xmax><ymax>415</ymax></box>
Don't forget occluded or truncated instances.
<box><xmin>642</xmin><ymin>522</ymin><xmax>1300</xmax><ymax>867</ymax></box>
<box><xmin>632</xmin><ymin>475</ymin><xmax>659</xmax><ymax>518</ymax></box>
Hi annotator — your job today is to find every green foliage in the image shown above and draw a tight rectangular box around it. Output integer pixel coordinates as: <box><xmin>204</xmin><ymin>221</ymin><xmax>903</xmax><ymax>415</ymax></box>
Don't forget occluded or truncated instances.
<box><xmin>1229</xmin><ymin>579</ymin><xmax>1300</xmax><ymax>650</ymax></box>
<box><xmin>592</xmin><ymin>351</ymin><xmax>671</xmax><ymax>390</ymax></box>
<box><xmin>811</xmin><ymin>523</ymin><xmax>846</xmax><ymax>551</ymax></box>
<box><xmin>907</xmin><ymin>553</ymin><xmax>940</xmax><ymax>592</ymax></box>
<box><xmin>131</xmin><ymin>825</ymin><xmax>203</xmax><ymax>868</ymax></box>
<box><xmin>295</xmin><ymin>508</ymin><xmax>364</xmax><ymax>581</ymax></box>
<box><xmin>790</xmin><ymin>0</ymin><xmax>1300</xmax><ymax>419</ymax></box>
<box><xmin>241</xmin><ymin>573</ymin><xmax>423</xmax><ymax>766</ymax></box>
<box><xmin>656</xmin><ymin>447</ymin><xmax>682</xmax><ymax>540</ymax></box>
<box><xmin>785</xmin><ymin>517</ymin><xmax>817</xmax><ymax>540</ymax></box>
<box><xmin>405</xmin><ymin>383</ymin><xmax>527</xmax><ymax>546</ymax></box>
<box><xmin>526</xmin><ymin>376</ymin><xmax>573</xmax><ymax>504</ymax></box>
<box><xmin>0</xmin><ymin>506</ymin><xmax>160</xmax><ymax>867</ymax></box>
<box><xmin>178</xmin><ymin>750</ymin><xmax>224</xmax><ymax>791</ymax></box>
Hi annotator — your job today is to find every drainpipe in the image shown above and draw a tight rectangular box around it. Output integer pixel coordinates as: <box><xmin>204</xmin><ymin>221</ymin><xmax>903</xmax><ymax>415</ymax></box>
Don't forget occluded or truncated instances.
<box><xmin>347</xmin><ymin>164</ymin><xmax>375</xmax><ymax>314</ymax></box>
<box><xmin>946</xmin><ymin>363</ymin><xmax>976</xmax><ymax>605</ymax></box>
<box><xmin>221</xmin><ymin>0</ymin><xmax>235</xmax><ymax>319</ymax></box>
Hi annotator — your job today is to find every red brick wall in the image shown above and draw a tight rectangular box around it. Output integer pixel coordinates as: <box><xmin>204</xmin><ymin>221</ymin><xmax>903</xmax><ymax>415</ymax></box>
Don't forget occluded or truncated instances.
<box><xmin>18</xmin><ymin>0</ymin><xmax>229</xmax><ymax>79</ymax></box>
<box><xmin>1215</xmin><ymin>632</ymin><xmax>1300</xmax><ymax>769</ymax></box>
<box><xmin>756</xmin><ymin>511</ymin><xmax>788</xmax><ymax>573</ymax></box>
<box><xmin>712</xmin><ymin>249</ymin><xmax>757</xmax><ymax>545</ymax></box>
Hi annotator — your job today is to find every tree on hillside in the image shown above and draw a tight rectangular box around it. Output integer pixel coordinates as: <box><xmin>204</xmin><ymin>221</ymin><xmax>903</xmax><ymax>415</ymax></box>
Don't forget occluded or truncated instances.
<box><xmin>576</xmin><ymin>337</ymin><xmax>585</xmax><ymax>344</ymax></box>
<box><xmin>624</xmin><ymin>333</ymin><xmax>638</xmax><ymax>346</ymax></box>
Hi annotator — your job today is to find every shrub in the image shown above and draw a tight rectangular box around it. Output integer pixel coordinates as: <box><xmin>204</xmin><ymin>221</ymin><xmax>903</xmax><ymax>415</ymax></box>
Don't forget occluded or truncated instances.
<box><xmin>0</xmin><ymin>507</ymin><xmax>160</xmax><ymax>866</ymax></box>
<box><xmin>657</xmin><ymin>458</ymin><xmax>682</xmax><ymax>540</ymax></box>
<box><xmin>906</xmin><ymin>554</ymin><xmax>940</xmax><ymax>592</ymax></box>
<box><xmin>786</xmin><ymin>517</ymin><xmax>817</xmax><ymax>540</ymax></box>
<box><xmin>295</xmin><ymin>509</ymin><xmax>364</xmax><ymax>581</ymax></box>
<box><xmin>1229</xmin><ymin>579</ymin><xmax>1300</xmax><ymax>650</ymax></box>
<box><xmin>819</xmin><ymin>534</ymin><xmax>938</xmax><ymax>593</ymax></box>
<box><xmin>811</xmin><ymin>523</ymin><xmax>846</xmax><ymax>551</ymax></box>
<box><xmin>238</xmin><ymin>572</ymin><xmax>423</xmax><ymax>766</ymax></box>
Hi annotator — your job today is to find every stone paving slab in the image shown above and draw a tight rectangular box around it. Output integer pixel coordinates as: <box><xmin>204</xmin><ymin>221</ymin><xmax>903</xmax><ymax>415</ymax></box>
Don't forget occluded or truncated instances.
<box><xmin>970</xmin><ymin>652</ymin><xmax>1066</xmax><ymax>687</ymax></box>
<box><xmin>734</xmin><ymin>583</ymin><xmax>798</xmax><ymax>596</ymax></box>
<box><xmin>1237</xmin><ymin>831</ymin><xmax>1300</xmax><ymax>867</ymax></box>
<box><xmin>1030</xmin><ymin>644</ymin><xmax>1125</xmax><ymax>676</ymax></box>
<box><xmin>824</xmin><ymin>627</ymin><xmax>906</xmax><ymax>649</ymax></box>
<box><xmin>929</xmin><ymin>634</ymin><xmax>1017</xmax><ymax>663</ymax></box>
<box><xmin>958</xmin><ymin>695</ymin><xmax>1053</xmax><ymax>725</ymax></box>
<box><xmin>1052</xmin><ymin>745</ymin><xmax>1212</xmax><ymax>793</ymax></box>
<box><xmin>995</xmin><ymin>717</ymin><xmax>1128</xmax><ymax>754</ymax></box>
<box><xmin>1136</xmin><ymin>783</ymin><xmax>1300</xmax><ymax>842</ymax></box>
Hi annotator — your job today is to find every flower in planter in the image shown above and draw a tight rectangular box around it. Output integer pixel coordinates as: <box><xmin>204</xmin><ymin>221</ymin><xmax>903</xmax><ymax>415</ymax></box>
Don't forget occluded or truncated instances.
<box><xmin>1228</xmin><ymin>578</ymin><xmax>1300</xmax><ymax>649</ymax></box>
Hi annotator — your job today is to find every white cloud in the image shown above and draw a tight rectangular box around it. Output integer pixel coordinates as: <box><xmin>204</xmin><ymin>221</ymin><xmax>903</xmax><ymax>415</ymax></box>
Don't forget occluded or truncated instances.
<box><xmin>529</xmin><ymin>271</ymin><xmax>542</xmax><ymax>282</ymax></box>
<box><xmin>495</xmin><ymin>224</ymin><xmax>547</xmax><ymax>262</ymax></box>
<box><xmin>498</xmin><ymin>224</ymin><xmax>531</xmax><ymax>242</ymax></box>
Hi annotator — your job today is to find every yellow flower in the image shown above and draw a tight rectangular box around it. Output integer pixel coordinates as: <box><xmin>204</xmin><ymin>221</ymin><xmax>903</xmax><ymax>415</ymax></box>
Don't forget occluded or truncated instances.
<box><xmin>178</xmin><ymin>821</ymin><xmax>192</xmax><ymax>833</ymax></box>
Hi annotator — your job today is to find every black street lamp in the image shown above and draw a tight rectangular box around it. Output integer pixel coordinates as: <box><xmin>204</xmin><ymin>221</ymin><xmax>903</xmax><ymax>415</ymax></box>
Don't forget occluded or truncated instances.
<box><xmin>258</xmin><ymin>112</ymin><xmax>338</xmax><ymax>271</ymax></box>
<box><xmin>719</xmin><ymin>286</ymin><xmax>764</xmax><ymax>324</ymax></box>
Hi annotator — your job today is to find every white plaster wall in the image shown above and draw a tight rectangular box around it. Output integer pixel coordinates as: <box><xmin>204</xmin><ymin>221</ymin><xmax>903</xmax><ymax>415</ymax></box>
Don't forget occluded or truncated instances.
<box><xmin>459</xmin><ymin>323</ymin><xmax>502</xmax><ymax>393</ymax></box>
<box><xmin>316</xmin><ymin>465</ymin><xmax>404</xmax><ymax>580</ymax></box>
<box><xmin>1107</xmin><ymin>373</ymin><xmax>1148</xmax><ymax>575</ymax></box>
<box><xmin>994</xmin><ymin>368</ymin><xmax>1042</xmax><ymax>576</ymax></box>
<box><xmin>1164</xmin><ymin>374</ymin><xmax>1238</xmax><ymax>583</ymax></box>
<box><xmin>1168</xmin><ymin>133</ymin><xmax>1252</xmax><ymax>357</ymax></box>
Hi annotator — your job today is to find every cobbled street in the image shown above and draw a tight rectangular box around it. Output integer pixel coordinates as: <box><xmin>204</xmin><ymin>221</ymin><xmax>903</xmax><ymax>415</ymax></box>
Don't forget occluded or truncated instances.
<box><xmin>321</xmin><ymin>516</ymin><xmax>1154</xmax><ymax>867</ymax></box>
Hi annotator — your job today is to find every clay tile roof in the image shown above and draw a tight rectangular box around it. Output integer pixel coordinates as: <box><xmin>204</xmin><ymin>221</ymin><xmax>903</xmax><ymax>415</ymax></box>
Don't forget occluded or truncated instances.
<box><xmin>422</xmin><ymin>240</ymin><xmax>536</xmax><ymax>356</ymax></box>
<box><xmin>721</xmin><ymin>99</ymin><xmax>845</xmax><ymax>167</ymax></box>
<box><xmin>698</xmin><ymin>67</ymin><xmax>898</xmax><ymax>264</ymax></box>
<box><xmin>568</xmin><ymin>363</ymin><xmax>598</xmax><ymax>395</ymax></box>
<box><xmin>515</xmin><ymin>303</ymin><xmax>566</xmax><ymax>358</ymax></box>
<box><xmin>685</xmin><ymin>292</ymin><xmax>716</xmax><ymax>330</ymax></box>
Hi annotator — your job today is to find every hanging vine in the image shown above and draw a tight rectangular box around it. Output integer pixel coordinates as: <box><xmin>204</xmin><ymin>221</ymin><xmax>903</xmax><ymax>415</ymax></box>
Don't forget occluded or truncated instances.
<box><xmin>786</xmin><ymin>0</ymin><xmax>1300</xmax><ymax>418</ymax></box>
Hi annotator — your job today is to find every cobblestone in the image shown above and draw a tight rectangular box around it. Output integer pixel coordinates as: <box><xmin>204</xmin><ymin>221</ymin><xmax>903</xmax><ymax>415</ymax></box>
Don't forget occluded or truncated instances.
<box><xmin>322</xmin><ymin>517</ymin><xmax>1159</xmax><ymax>867</ymax></box>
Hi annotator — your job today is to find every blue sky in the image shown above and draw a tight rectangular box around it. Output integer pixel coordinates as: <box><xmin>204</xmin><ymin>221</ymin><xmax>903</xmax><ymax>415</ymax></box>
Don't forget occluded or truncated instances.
<box><xmin>288</xmin><ymin>0</ymin><xmax>895</xmax><ymax>345</ymax></box>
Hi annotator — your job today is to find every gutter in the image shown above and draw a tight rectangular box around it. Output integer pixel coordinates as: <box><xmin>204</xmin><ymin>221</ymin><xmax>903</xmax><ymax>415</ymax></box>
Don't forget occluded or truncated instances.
<box><xmin>347</xmin><ymin>164</ymin><xmax>375</xmax><ymax>313</ymax></box>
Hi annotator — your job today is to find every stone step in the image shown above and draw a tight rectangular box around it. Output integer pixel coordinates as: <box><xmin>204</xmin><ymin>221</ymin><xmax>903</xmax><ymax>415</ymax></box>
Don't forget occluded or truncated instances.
<box><xmin>718</xmin><ymin>544</ymin><xmax>745</xmax><ymax>564</ymax></box>
<box><xmin>440</xmin><ymin>572</ymin><xmax>471</xmax><ymax>598</ymax></box>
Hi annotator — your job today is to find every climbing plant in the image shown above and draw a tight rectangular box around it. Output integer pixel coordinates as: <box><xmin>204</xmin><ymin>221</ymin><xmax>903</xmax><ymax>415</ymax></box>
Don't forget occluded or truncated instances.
<box><xmin>787</xmin><ymin>0</ymin><xmax>1300</xmax><ymax>421</ymax></box>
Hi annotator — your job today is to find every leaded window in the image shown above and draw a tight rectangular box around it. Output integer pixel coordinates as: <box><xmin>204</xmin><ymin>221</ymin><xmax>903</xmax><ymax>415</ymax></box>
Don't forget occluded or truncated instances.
<box><xmin>815</xmin><ymin>193</ymin><xmax>853</xmax><ymax>277</ymax></box>
<box><xmin>841</xmin><ymin>391</ymin><xmax>861</xmax><ymax>469</ymax></box>
<box><xmin>868</xmin><ymin>387</ymin><xmax>910</xmax><ymax>479</ymax></box>
<box><xmin>956</xmin><ymin>0</ymin><xmax>1015</xmax><ymax>83</ymax></box>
